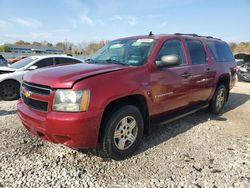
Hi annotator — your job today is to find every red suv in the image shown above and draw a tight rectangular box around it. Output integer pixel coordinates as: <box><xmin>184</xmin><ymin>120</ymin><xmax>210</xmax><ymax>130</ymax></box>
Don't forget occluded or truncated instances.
<box><xmin>17</xmin><ymin>33</ymin><xmax>237</xmax><ymax>160</ymax></box>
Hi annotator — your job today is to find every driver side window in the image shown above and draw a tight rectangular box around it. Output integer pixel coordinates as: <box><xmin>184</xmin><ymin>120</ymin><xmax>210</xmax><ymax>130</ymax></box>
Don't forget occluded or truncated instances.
<box><xmin>157</xmin><ymin>39</ymin><xmax>186</xmax><ymax>65</ymax></box>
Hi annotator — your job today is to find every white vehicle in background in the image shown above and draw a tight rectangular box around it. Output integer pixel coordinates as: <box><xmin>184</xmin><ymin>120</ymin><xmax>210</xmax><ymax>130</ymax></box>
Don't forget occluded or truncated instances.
<box><xmin>0</xmin><ymin>55</ymin><xmax>84</xmax><ymax>100</ymax></box>
<box><xmin>235</xmin><ymin>53</ymin><xmax>250</xmax><ymax>82</ymax></box>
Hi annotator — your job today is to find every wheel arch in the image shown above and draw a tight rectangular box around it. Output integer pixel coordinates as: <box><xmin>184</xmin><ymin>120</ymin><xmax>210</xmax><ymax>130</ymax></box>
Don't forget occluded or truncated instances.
<box><xmin>216</xmin><ymin>74</ymin><xmax>230</xmax><ymax>101</ymax></box>
<box><xmin>0</xmin><ymin>78</ymin><xmax>21</xmax><ymax>86</ymax></box>
<box><xmin>98</xmin><ymin>94</ymin><xmax>150</xmax><ymax>143</ymax></box>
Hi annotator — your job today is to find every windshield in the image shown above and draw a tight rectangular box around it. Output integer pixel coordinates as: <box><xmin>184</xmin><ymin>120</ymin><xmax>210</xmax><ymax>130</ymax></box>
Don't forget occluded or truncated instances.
<box><xmin>9</xmin><ymin>57</ymin><xmax>37</xmax><ymax>69</ymax></box>
<box><xmin>90</xmin><ymin>38</ymin><xmax>155</xmax><ymax>66</ymax></box>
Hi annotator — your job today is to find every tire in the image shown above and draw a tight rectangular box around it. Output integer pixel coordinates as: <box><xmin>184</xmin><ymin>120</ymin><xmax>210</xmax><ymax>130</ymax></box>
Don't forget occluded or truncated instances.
<box><xmin>97</xmin><ymin>105</ymin><xmax>144</xmax><ymax>160</ymax></box>
<box><xmin>0</xmin><ymin>80</ymin><xmax>20</xmax><ymax>100</ymax></box>
<box><xmin>209</xmin><ymin>85</ymin><xmax>227</xmax><ymax>115</ymax></box>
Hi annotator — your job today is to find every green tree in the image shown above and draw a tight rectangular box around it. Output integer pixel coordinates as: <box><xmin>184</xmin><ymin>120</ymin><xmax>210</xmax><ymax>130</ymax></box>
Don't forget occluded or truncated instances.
<box><xmin>0</xmin><ymin>45</ymin><xmax>10</xmax><ymax>52</ymax></box>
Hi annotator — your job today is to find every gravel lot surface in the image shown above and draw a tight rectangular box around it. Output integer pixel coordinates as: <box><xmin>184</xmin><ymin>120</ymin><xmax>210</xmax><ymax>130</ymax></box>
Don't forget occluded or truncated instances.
<box><xmin>0</xmin><ymin>82</ymin><xmax>249</xmax><ymax>187</ymax></box>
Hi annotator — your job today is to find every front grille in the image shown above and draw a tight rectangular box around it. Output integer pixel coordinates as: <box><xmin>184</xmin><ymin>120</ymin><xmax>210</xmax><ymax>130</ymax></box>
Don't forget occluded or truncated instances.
<box><xmin>21</xmin><ymin>82</ymin><xmax>51</xmax><ymax>112</ymax></box>
<box><xmin>21</xmin><ymin>93</ymin><xmax>48</xmax><ymax>112</ymax></box>
<box><xmin>22</xmin><ymin>82</ymin><xmax>51</xmax><ymax>96</ymax></box>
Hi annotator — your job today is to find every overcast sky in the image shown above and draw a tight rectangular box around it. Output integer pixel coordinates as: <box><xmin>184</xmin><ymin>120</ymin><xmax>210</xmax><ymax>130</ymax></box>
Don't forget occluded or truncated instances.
<box><xmin>0</xmin><ymin>0</ymin><xmax>249</xmax><ymax>44</ymax></box>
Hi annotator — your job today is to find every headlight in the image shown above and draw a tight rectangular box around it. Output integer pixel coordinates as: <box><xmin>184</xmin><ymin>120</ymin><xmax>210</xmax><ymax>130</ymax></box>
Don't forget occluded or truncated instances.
<box><xmin>53</xmin><ymin>89</ymin><xmax>90</xmax><ymax>112</ymax></box>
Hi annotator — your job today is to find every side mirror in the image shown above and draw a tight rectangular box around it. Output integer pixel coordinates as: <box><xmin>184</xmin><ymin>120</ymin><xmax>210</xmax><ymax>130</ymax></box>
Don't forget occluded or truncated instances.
<box><xmin>156</xmin><ymin>54</ymin><xmax>181</xmax><ymax>67</ymax></box>
<box><xmin>28</xmin><ymin>65</ymin><xmax>38</xmax><ymax>70</ymax></box>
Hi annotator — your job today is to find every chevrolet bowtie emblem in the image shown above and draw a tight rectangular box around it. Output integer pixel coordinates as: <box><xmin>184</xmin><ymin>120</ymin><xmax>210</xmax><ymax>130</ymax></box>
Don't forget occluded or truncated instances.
<box><xmin>24</xmin><ymin>90</ymin><xmax>32</xmax><ymax>98</ymax></box>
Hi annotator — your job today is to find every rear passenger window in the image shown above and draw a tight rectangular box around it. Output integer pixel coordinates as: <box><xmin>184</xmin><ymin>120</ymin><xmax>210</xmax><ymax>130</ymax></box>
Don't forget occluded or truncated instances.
<box><xmin>186</xmin><ymin>40</ymin><xmax>206</xmax><ymax>65</ymax></box>
<box><xmin>156</xmin><ymin>39</ymin><xmax>186</xmax><ymax>65</ymax></box>
<box><xmin>56</xmin><ymin>57</ymin><xmax>80</xmax><ymax>65</ymax></box>
<box><xmin>34</xmin><ymin>58</ymin><xmax>54</xmax><ymax>68</ymax></box>
<box><xmin>207</xmin><ymin>41</ymin><xmax>234</xmax><ymax>62</ymax></box>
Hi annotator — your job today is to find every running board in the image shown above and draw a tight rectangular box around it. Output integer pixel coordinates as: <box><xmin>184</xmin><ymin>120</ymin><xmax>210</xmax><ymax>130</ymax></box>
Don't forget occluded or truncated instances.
<box><xmin>151</xmin><ymin>102</ymin><xmax>209</xmax><ymax>126</ymax></box>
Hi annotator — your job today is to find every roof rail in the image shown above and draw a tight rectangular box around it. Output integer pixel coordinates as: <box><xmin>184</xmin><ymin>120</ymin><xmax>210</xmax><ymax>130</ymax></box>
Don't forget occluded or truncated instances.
<box><xmin>174</xmin><ymin>33</ymin><xmax>199</xmax><ymax>37</ymax></box>
<box><xmin>174</xmin><ymin>33</ymin><xmax>221</xmax><ymax>40</ymax></box>
<box><xmin>199</xmin><ymin>35</ymin><xmax>221</xmax><ymax>40</ymax></box>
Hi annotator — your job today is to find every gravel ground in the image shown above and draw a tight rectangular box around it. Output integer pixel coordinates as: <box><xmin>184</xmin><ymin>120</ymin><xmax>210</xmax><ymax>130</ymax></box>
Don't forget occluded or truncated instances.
<box><xmin>0</xmin><ymin>81</ymin><xmax>249</xmax><ymax>187</ymax></box>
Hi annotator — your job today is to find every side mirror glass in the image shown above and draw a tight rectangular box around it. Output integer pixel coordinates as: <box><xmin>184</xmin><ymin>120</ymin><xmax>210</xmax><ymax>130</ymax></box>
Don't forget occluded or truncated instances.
<box><xmin>156</xmin><ymin>54</ymin><xmax>181</xmax><ymax>67</ymax></box>
<box><xmin>28</xmin><ymin>65</ymin><xmax>38</xmax><ymax>70</ymax></box>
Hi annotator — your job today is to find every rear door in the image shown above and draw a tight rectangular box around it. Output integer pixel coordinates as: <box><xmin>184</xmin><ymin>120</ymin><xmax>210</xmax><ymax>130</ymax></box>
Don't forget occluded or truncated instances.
<box><xmin>186</xmin><ymin>39</ymin><xmax>211</xmax><ymax>103</ymax></box>
<box><xmin>150</xmin><ymin>39</ymin><xmax>193</xmax><ymax>115</ymax></box>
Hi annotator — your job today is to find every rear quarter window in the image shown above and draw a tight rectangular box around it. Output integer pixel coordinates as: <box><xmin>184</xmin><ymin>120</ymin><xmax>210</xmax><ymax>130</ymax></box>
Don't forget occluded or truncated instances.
<box><xmin>207</xmin><ymin>41</ymin><xmax>234</xmax><ymax>62</ymax></box>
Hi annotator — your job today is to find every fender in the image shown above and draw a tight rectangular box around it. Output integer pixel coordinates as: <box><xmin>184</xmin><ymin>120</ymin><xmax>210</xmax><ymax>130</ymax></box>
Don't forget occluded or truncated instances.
<box><xmin>0</xmin><ymin>71</ymin><xmax>24</xmax><ymax>84</ymax></box>
<box><xmin>73</xmin><ymin>65</ymin><xmax>152</xmax><ymax>114</ymax></box>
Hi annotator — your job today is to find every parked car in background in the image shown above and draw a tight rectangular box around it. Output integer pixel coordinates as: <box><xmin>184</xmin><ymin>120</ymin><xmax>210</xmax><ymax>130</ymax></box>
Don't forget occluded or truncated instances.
<box><xmin>18</xmin><ymin>33</ymin><xmax>236</xmax><ymax>160</ymax></box>
<box><xmin>7</xmin><ymin>55</ymin><xmax>28</xmax><ymax>64</ymax></box>
<box><xmin>0</xmin><ymin>55</ymin><xmax>83</xmax><ymax>100</ymax></box>
<box><xmin>235</xmin><ymin>53</ymin><xmax>250</xmax><ymax>82</ymax></box>
<box><xmin>0</xmin><ymin>55</ymin><xmax>8</xmax><ymax>67</ymax></box>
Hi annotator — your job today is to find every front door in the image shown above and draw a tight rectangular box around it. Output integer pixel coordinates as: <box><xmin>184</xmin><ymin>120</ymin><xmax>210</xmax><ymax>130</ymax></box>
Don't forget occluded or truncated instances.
<box><xmin>150</xmin><ymin>39</ymin><xmax>193</xmax><ymax>116</ymax></box>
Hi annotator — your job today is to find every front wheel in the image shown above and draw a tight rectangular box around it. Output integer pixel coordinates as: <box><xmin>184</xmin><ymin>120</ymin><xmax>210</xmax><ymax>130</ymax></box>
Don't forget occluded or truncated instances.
<box><xmin>209</xmin><ymin>85</ymin><xmax>227</xmax><ymax>115</ymax></box>
<box><xmin>98</xmin><ymin>105</ymin><xmax>144</xmax><ymax>160</ymax></box>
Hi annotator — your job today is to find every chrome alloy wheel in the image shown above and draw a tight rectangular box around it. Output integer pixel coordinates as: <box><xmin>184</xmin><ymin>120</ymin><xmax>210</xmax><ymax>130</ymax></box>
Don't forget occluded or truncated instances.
<box><xmin>216</xmin><ymin>88</ymin><xmax>226</xmax><ymax>111</ymax></box>
<box><xmin>114</xmin><ymin>116</ymin><xmax>138</xmax><ymax>150</ymax></box>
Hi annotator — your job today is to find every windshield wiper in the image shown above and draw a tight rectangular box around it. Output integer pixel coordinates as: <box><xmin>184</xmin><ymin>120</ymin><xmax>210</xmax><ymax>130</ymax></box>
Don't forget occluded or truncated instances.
<box><xmin>104</xmin><ymin>59</ymin><xmax>127</xmax><ymax>66</ymax></box>
<box><xmin>85</xmin><ymin>58</ymin><xmax>127</xmax><ymax>66</ymax></box>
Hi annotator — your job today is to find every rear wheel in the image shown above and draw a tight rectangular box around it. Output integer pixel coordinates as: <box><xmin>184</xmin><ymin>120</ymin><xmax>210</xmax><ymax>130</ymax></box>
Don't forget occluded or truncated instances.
<box><xmin>98</xmin><ymin>105</ymin><xmax>144</xmax><ymax>160</ymax></box>
<box><xmin>0</xmin><ymin>80</ymin><xmax>20</xmax><ymax>100</ymax></box>
<box><xmin>209</xmin><ymin>85</ymin><xmax>227</xmax><ymax>115</ymax></box>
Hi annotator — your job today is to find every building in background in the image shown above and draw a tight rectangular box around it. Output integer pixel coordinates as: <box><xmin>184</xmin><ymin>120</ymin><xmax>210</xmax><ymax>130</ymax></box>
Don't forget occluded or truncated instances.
<box><xmin>4</xmin><ymin>44</ymin><xmax>63</xmax><ymax>54</ymax></box>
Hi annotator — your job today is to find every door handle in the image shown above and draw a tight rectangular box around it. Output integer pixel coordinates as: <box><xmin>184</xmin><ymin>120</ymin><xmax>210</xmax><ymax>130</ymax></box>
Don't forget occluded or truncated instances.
<box><xmin>182</xmin><ymin>72</ymin><xmax>192</xmax><ymax>78</ymax></box>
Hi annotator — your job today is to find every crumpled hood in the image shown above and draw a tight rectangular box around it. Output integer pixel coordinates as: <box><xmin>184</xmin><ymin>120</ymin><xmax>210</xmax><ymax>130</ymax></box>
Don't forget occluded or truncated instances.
<box><xmin>24</xmin><ymin>63</ymin><xmax>129</xmax><ymax>88</ymax></box>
